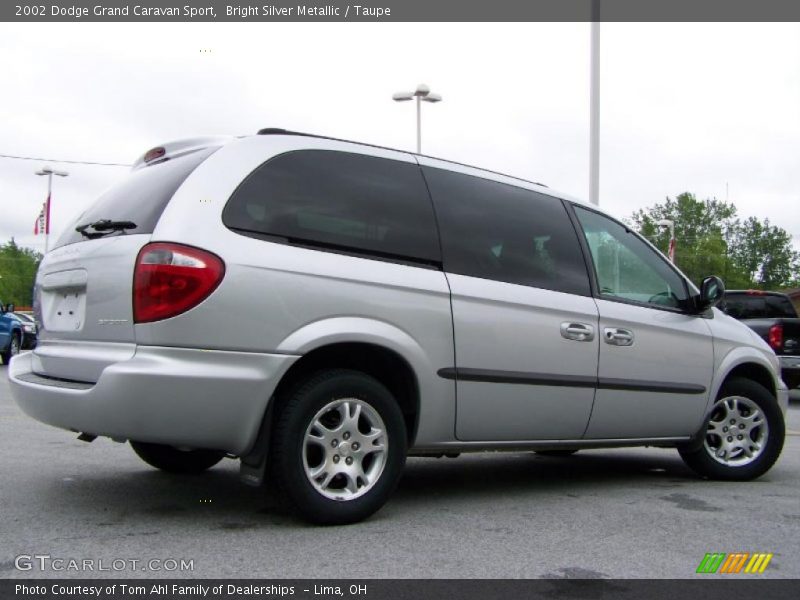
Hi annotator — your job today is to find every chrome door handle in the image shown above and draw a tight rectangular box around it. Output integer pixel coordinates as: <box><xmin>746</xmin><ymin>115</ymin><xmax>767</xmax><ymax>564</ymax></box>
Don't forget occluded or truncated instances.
<box><xmin>560</xmin><ymin>322</ymin><xmax>595</xmax><ymax>342</ymax></box>
<box><xmin>604</xmin><ymin>327</ymin><xmax>634</xmax><ymax>346</ymax></box>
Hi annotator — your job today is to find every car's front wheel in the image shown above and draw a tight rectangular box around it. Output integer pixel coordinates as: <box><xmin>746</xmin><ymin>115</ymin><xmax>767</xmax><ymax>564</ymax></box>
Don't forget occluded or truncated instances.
<box><xmin>271</xmin><ymin>369</ymin><xmax>407</xmax><ymax>525</ymax></box>
<box><xmin>130</xmin><ymin>441</ymin><xmax>225</xmax><ymax>474</ymax></box>
<box><xmin>1</xmin><ymin>332</ymin><xmax>20</xmax><ymax>365</ymax></box>
<box><xmin>679</xmin><ymin>377</ymin><xmax>784</xmax><ymax>480</ymax></box>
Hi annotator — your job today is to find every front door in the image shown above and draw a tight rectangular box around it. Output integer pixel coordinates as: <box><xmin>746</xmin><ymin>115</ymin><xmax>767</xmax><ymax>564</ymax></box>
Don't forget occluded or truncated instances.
<box><xmin>572</xmin><ymin>206</ymin><xmax>714</xmax><ymax>439</ymax></box>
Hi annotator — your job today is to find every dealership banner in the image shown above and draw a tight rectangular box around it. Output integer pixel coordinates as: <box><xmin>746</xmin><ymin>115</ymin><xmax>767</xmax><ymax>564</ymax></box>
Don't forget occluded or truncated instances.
<box><xmin>4</xmin><ymin>0</ymin><xmax>800</xmax><ymax>22</ymax></box>
<box><xmin>3</xmin><ymin>579</ymin><xmax>797</xmax><ymax>600</ymax></box>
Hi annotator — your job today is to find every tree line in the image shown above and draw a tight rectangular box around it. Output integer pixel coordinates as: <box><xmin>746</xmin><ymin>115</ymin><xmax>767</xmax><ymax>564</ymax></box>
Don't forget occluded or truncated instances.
<box><xmin>0</xmin><ymin>239</ymin><xmax>42</xmax><ymax>307</ymax></box>
<box><xmin>630</xmin><ymin>192</ymin><xmax>799</xmax><ymax>290</ymax></box>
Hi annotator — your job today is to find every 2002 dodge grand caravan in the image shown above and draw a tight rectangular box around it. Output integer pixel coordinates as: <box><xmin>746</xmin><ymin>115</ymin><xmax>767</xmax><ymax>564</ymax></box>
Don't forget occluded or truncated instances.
<box><xmin>9</xmin><ymin>130</ymin><xmax>788</xmax><ymax>524</ymax></box>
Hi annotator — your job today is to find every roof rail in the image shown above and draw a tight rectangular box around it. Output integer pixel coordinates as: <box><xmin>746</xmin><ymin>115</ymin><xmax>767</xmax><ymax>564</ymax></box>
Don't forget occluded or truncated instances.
<box><xmin>255</xmin><ymin>127</ymin><xmax>548</xmax><ymax>188</ymax></box>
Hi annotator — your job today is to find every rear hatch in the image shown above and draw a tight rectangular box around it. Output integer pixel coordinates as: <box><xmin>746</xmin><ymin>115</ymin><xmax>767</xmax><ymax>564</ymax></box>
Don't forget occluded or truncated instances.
<box><xmin>33</xmin><ymin>140</ymin><xmax>225</xmax><ymax>382</ymax></box>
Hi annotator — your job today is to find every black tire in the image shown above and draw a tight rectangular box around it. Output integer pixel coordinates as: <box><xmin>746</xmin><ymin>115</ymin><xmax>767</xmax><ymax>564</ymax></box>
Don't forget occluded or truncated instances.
<box><xmin>534</xmin><ymin>449</ymin><xmax>579</xmax><ymax>457</ymax></box>
<box><xmin>271</xmin><ymin>369</ymin><xmax>407</xmax><ymax>525</ymax></box>
<box><xmin>130</xmin><ymin>441</ymin><xmax>225</xmax><ymax>474</ymax></box>
<box><xmin>1</xmin><ymin>332</ymin><xmax>20</xmax><ymax>365</ymax></box>
<box><xmin>679</xmin><ymin>377</ymin><xmax>784</xmax><ymax>481</ymax></box>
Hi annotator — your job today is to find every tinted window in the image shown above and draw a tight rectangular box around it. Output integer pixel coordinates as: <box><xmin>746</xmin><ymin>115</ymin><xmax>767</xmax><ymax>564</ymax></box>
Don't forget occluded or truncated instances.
<box><xmin>423</xmin><ymin>167</ymin><xmax>590</xmax><ymax>295</ymax></box>
<box><xmin>223</xmin><ymin>150</ymin><xmax>440</xmax><ymax>265</ymax></box>
<box><xmin>574</xmin><ymin>207</ymin><xmax>689</xmax><ymax>309</ymax></box>
<box><xmin>721</xmin><ymin>294</ymin><xmax>797</xmax><ymax>319</ymax></box>
<box><xmin>55</xmin><ymin>148</ymin><xmax>217</xmax><ymax>248</ymax></box>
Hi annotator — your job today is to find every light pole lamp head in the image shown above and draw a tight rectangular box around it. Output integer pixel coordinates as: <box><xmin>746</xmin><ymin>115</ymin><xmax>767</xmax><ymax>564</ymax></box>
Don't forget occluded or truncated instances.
<box><xmin>392</xmin><ymin>91</ymin><xmax>414</xmax><ymax>102</ymax></box>
<box><xmin>656</xmin><ymin>219</ymin><xmax>674</xmax><ymax>229</ymax></box>
<box><xmin>414</xmin><ymin>83</ymin><xmax>431</xmax><ymax>97</ymax></box>
<box><xmin>422</xmin><ymin>92</ymin><xmax>442</xmax><ymax>103</ymax></box>
<box><xmin>36</xmin><ymin>166</ymin><xmax>69</xmax><ymax>177</ymax></box>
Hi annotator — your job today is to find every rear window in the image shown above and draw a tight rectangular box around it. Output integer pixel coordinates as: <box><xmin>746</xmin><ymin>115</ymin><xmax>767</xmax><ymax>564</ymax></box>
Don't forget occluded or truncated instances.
<box><xmin>222</xmin><ymin>150</ymin><xmax>441</xmax><ymax>266</ymax></box>
<box><xmin>55</xmin><ymin>148</ymin><xmax>217</xmax><ymax>248</ymax></box>
<box><xmin>721</xmin><ymin>293</ymin><xmax>798</xmax><ymax>319</ymax></box>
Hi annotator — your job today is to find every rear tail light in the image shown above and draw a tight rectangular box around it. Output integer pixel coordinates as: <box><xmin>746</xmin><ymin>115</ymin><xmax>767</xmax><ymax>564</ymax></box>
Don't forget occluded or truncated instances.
<box><xmin>133</xmin><ymin>243</ymin><xmax>225</xmax><ymax>323</ymax></box>
<box><xmin>768</xmin><ymin>324</ymin><xmax>783</xmax><ymax>351</ymax></box>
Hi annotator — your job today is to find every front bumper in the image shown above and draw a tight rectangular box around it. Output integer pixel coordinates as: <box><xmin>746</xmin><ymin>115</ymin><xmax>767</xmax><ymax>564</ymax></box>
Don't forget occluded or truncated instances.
<box><xmin>9</xmin><ymin>346</ymin><xmax>298</xmax><ymax>455</ymax></box>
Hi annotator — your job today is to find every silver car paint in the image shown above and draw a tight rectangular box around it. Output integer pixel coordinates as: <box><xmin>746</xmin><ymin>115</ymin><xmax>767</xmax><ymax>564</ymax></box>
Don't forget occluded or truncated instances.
<box><xmin>705</xmin><ymin>308</ymin><xmax>789</xmax><ymax>414</ymax></box>
<box><xmin>8</xmin><ymin>133</ymin><xmax>787</xmax><ymax>458</ymax></box>
<box><xmin>584</xmin><ymin>299</ymin><xmax>714</xmax><ymax>439</ymax></box>
<box><xmin>443</xmin><ymin>274</ymin><xmax>599</xmax><ymax>441</ymax></box>
<box><xmin>10</xmin><ymin>347</ymin><xmax>296</xmax><ymax>455</ymax></box>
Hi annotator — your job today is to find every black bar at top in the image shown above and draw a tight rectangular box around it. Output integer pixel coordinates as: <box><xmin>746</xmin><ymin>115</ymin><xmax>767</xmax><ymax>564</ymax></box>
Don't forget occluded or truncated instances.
<box><xmin>4</xmin><ymin>0</ymin><xmax>800</xmax><ymax>23</ymax></box>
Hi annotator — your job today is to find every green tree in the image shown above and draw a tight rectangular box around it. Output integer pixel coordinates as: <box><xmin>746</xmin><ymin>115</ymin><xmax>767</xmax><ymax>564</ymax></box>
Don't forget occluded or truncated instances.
<box><xmin>728</xmin><ymin>217</ymin><xmax>800</xmax><ymax>289</ymax></box>
<box><xmin>629</xmin><ymin>192</ymin><xmax>799</xmax><ymax>289</ymax></box>
<box><xmin>0</xmin><ymin>239</ymin><xmax>42</xmax><ymax>307</ymax></box>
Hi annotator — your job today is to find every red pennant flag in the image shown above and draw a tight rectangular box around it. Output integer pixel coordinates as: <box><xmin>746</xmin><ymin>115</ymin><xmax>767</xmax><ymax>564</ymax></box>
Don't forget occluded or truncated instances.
<box><xmin>34</xmin><ymin>203</ymin><xmax>46</xmax><ymax>235</ymax></box>
<box><xmin>45</xmin><ymin>192</ymin><xmax>51</xmax><ymax>234</ymax></box>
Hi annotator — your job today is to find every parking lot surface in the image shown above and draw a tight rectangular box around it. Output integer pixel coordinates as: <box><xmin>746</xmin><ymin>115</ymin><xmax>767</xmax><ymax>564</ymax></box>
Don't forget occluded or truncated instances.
<box><xmin>1</xmin><ymin>368</ymin><xmax>798</xmax><ymax>579</ymax></box>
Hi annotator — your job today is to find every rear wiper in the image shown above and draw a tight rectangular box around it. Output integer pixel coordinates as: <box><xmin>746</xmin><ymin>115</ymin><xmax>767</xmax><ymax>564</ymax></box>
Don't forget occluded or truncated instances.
<box><xmin>75</xmin><ymin>219</ymin><xmax>137</xmax><ymax>239</ymax></box>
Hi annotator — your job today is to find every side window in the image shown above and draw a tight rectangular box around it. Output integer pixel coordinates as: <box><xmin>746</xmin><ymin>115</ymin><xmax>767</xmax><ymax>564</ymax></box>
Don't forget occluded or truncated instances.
<box><xmin>223</xmin><ymin>150</ymin><xmax>441</xmax><ymax>265</ymax></box>
<box><xmin>573</xmin><ymin>206</ymin><xmax>689</xmax><ymax>309</ymax></box>
<box><xmin>423</xmin><ymin>167</ymin><xmax>591</xmax><ymax>296</ymax></box>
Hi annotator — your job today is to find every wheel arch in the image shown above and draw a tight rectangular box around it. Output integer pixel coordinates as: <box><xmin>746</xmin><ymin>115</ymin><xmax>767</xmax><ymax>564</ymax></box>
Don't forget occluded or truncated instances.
<box><xmin>240</xmin><ymin>318</ymin><xmax>431</xmax><ymax>483</ymax></box>
<box><xmin>270</xmin><ymin>341</ymin><xmax>421</xmax><ymax>446</ymax></box>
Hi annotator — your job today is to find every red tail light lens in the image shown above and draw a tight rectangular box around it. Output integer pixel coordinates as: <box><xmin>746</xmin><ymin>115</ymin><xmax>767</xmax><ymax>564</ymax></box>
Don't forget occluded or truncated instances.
<box><xmin>134</xmin><ymin>243</ymin><xmax>225</xmax><ymax>323</ymax></box>
<box><xmin>768</xmin><ymin>324</ymin><xmax>783</xmax><ymax>351</ymax></box>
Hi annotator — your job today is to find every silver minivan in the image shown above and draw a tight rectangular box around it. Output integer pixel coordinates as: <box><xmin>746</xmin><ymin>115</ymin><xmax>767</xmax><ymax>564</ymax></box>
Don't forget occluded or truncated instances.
<box><xmin>9</xmin><ymin>130</ymin><xmax>788</xmax><ymax>524</ymax></box>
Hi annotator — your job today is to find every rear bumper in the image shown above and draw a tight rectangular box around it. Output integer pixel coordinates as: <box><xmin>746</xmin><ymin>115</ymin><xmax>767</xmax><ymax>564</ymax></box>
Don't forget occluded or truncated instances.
<box><xmin>8</xmin><ymin>346</ymin><xmax>298</xmax><ymax>455</ymax></box>
<box><xmin>779</xmin><ymin>355</ymin><xmax>800</xmax><ymax>389</ymax></box>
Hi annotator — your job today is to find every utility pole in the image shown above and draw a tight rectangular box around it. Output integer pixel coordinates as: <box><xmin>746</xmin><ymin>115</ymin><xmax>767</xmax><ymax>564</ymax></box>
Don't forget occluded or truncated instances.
<box><xmin>589</xmin><ymin>0</ymin><xmax>601</xmax><ymax>205</ymax></box>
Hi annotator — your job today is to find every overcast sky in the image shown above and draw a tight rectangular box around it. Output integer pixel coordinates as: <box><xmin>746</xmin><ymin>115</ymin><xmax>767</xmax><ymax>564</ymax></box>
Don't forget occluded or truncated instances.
<box><xmin>1</xmin><ymin>22</ymin><xmax>798</xmax><ymax>255</ymax></box>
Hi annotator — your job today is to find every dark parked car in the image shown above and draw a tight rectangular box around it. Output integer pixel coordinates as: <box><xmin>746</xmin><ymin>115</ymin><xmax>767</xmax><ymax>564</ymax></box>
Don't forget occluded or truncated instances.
<box><xmin>720</xmin><ymin>290</ymin><xmax>800</xmax><ymax>389</ymax></box>
<box><xmin>11</xmin><ymin>312</ymin><xmax>38</xmax><ymax>350</ymax></box>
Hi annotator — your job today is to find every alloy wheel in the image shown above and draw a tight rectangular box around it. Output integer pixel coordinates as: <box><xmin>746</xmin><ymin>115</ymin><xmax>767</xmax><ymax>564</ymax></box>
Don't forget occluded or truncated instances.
<box><xmin>703</xmin><ymin>395</ymin><xmax>768</xmax><ymax>467</ymax></box>
<box><xmin>302</xmin><ymin>398</ymin><xmax>388</xmax><ymax>501</ymax></box>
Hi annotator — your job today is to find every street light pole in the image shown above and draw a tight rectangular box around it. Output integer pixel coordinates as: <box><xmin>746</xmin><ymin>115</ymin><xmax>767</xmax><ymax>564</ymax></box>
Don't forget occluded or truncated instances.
<box><xmin>393</xmin><ymin>84</ymin><xmax>442</xmax><ymax>154</ymax></box>
<box><xmin>35</xmin><ymin>166</ymin><xmax>69</xmax><ymax>254</ymax></box>
<box><xmin>589</xmin><ymin>0</ymin><xmax>601</xmax><ymax>205</ymax></box>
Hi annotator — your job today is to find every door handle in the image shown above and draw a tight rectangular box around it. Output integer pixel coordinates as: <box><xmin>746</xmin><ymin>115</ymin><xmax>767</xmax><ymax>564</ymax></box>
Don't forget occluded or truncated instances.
<box><xmin>604</xmin><ymin>327</ymin><xmax>634</xmax><ymax>346</ymax></box>
<box><xmin>560</xmin><ymin>322</ymin><xmax>595</xmax><ymax>342</ymax></box>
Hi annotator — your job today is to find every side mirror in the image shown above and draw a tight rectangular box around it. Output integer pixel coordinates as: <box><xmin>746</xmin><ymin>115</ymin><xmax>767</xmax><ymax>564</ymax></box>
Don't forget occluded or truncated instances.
<box><xmin>696</xmin><ymin>276</ymin><xmax>725</xmax><ymax>312</ymax></box>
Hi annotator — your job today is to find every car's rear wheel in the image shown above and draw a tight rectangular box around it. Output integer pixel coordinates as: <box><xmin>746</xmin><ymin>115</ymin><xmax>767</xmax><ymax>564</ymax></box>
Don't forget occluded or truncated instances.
<box><xmin>271</xmin><ymin>369</ymin><xmax>407</xmax><ymax>525</ymax></box>
<box><xmin>130</xmin><ymin>441</ymin><xmax>225</xmax><ymax>474</ymax></box>
<box><xmin>679</xmin><ymin>377</ymin><xmax>784</xmax><ymax>480</ymax></box>
<box><xmin>1</xmin><ymin>332</ymin><xmax>20</xmax><ymax>364</ymax></box>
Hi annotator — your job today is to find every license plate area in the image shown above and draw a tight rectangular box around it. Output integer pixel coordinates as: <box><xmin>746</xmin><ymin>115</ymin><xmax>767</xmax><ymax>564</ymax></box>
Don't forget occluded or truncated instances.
<box><xmin>45</xmin><ymin>290</ymin><xmax>87</xmax><ymax>332</ymax></box>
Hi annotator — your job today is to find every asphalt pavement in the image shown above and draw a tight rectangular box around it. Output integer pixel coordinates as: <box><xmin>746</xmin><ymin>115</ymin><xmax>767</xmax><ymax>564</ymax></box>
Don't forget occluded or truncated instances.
<box><xmin>1</xmin><ymin>366</ymin><xmax>798</xmax><ymax>579</ymax></box>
